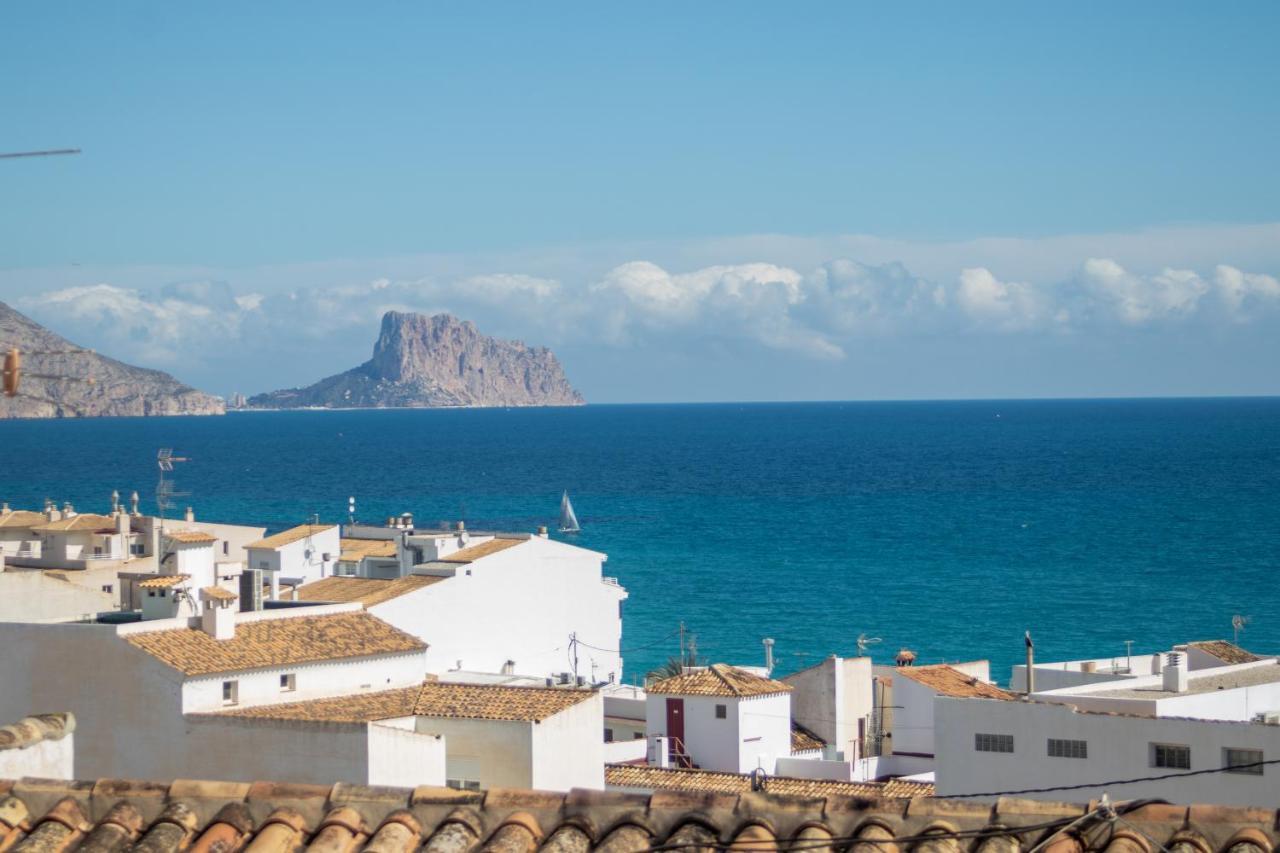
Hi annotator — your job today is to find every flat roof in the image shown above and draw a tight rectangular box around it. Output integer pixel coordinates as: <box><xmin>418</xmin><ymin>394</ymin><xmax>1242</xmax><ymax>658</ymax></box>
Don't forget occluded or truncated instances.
<box><xmin>1089</xmin><ymin>662</ymin><xmax>1280</xmax><ymax>699</ymax></box>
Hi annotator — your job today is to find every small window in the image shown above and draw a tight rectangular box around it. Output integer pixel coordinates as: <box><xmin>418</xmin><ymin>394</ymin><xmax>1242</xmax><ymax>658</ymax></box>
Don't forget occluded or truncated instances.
<box><xmin>222</xmin><ymin>680</ymin><xmax>239</xmax><ymax>706</ymax></box>
<box><xmin>604</xmin><ymin>727</ymin><xmax>614</xmax><ymax>742</ymax></box>
<box><xmin>634</xmin><ymin>732</ymin><xmax>645</xmax><ymax>740</ymax></box>
<box><xmin>280</xmin><ymin>673</ymin><xmax>297</xmax><ymax>692</ymax></box>
<box><xmin>1048</xmin><ymin>738</ymin><xmax>1087</xmax><ymax>759</ymax></box>
<box><xmin>1152</xmin><ymin>743</ymin><xmax>1190</xmax><ymax>769</ymax></box>
<box><xmin>223</xmin><ymin>542</ymin><xmax>229</xmax><ymax>555</ymax></box>
<box><xmin>715</xmin><ymin>704</ymin><xmax>727</xmax><ymax>719</ymax></box>
<box><xmin>101</xmin><ymin>584</ymin><xmax>113</xmax><ymax>594</ymax></box>
<box><xmin>446</xmin><ymin>779</ymin><xmax>482</xmax><ymax>791</ymax></box>
<box><xmin>975</xmin><ymin>733</ymin><xmax>1014</xmax><ymax>753</ymax></box>
<box><xmin>1224</xmin><ymin>748</ymin><xmax>1264</xmax><ymax>775</ymax></box>
<box><xmin>147</xmin><ymin>590</ymin><xmax>157</xmax><ymax>598</ymax></box>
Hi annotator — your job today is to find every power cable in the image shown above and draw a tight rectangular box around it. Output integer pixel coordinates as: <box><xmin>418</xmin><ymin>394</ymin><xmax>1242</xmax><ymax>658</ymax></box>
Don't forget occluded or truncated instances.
<box><xmin>576</xmin><ymin>628</ymin><xmax>682</xmax><ymax>655</ymax></box>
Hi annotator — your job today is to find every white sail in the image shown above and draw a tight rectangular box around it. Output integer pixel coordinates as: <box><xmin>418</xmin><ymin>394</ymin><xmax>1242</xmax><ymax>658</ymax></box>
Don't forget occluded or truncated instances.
<box><xmin>559</xmin><ymin>491</ymin><xmax>580</xmax><ymax>532</ymax></box>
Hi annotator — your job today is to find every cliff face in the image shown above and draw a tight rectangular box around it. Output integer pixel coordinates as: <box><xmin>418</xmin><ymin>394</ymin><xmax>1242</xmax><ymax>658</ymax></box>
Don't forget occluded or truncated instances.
<box><xmin>249</xmin><ymin>312</ymin><xmax>584</xmax><ymax>409</ymax></box>
<box><xmin>0</xmin><ymin>301</ymin><xmax>225</xmax><ymax>419</ymax></box>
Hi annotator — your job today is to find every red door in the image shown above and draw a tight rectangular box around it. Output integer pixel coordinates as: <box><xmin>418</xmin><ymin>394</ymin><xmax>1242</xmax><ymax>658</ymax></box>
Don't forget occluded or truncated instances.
<box><xmin>665</xmin><ymin>698</ymin><xmax>686</xmax><ymax>765</ymax></box>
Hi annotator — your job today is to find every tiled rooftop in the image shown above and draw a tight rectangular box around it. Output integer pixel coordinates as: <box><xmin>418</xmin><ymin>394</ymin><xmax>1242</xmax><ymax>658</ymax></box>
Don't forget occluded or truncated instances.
<box><xmin>137</xmin><ymin>575</ymin><xmax>190</xmax><ymax>589</ymax></box>
<box><xmin>123</xmin><ymin>612</ymin><xmax>425</xmax><ymax>676</ymax></box>
<box><xmin>790</xmin><ymin>721</ymin><xmax>826</xmax><ymax>753</ymax></box>
<box><xmin>0</xmin><ymin>714</ymin><xmax>74</xmax><ymax>752</ymax></box>
<box><xmin>337</xmin><ymin>538</ymin><xmax>399</xmax><ymax>561</ymax></box>
<box><xmin>648</xmin><ymin>664</ymin><xmax>792</xmax><ymax>698</ymax></box>
<box><xmin>215</xmin><ymin>680</ymin><xmax>596</xmax><ymax>723</ymax></box>
<box><xmin>605</xmin><ymin>764</ymin><xmax>935</xmax><ymax>799</ymax></box>
<box><xmin>295</xmin><ymin>575</ymin><xmax>444</xmax><ymax>607</ymax></box>
<box><xmin>199</xmin><ymin>586</ymin><xmax>238</xmax><ymax>602</ymax></box>
<box><xmin>245</xmin><ymin>524</ymin><xmax>336</xmax><ymax>551</ymax></box>
<box><xmin>893</xmin><ymin>664</ymin><xmax>1016</xmax><ymax>700</ymax></box>
<box><xmin>163</xmin><ymin>530</ymin><xmax>218</xmax><ymax>544</ymax></box>
<box><xmin>436</xmin><ymin>538</ymin><xmax>525</xmax><ymax>563</ymax></box>
<box><xmin>29</xmin><ymin>514</ymin><xmax>117</xmax><ymax>533</ymax></box>
<box><xmin>0</xmin><ymin>510</ymin><xmax>46</xmax><ymax>529</ymax></box>
<box><xmin>3</xmin><ymin>777</ymin><xmax>1274</xmax><ymax>853</ymax></box>
<box><xmin>1190</xmin><ymin>641</ymin><xmax>1263</xmax><ymax>666</ymax></box>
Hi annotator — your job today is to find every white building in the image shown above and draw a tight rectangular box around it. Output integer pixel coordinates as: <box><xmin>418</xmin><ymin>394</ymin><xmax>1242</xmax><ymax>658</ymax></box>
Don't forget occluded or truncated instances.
<box><xmin>245</xmin><ymin>524</ymin><xmax>341</xmax><ymax>596</ymax></box>
<box><xmin>935</xmin><ymin>646</ymin><xmax>1280</xmax><ymax>806</ymax></box>
<box><xmin>296</xmin><ymin>529</ymin><xmax>626</xmax><ymax>681</ymax></box>
<box><xmin>645</xmin><ymin>664</ymin><xmax>794</xmax><ymax>774</ymax></box>
<box><xmin>872</xmin><ymin>659</ymin><xmax>1006</xmax><ymax>768</ymax></box>
<box><xmin>783</xmin><ymin>654</ymin><xmax>875</xmax><ymax>763</ymax></box>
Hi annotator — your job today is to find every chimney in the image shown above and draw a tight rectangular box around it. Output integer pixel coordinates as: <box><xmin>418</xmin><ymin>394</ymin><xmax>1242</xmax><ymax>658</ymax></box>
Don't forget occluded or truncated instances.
<box><xmin>44</xmin><ymin>500</ymin><xmax>60</xmax><ymax>522</ymax></box>
<box><xmin>1</xmin><ymin>502</ymin><xmax>9</xmax><ymax>515</ymax></box>
<box><xmin>537</xmin><ymin>525</ymin><xmax>549</xmax><ymax>538</ymax></box>
<box><xmin>1151</xmin><ymin>653</ymin><xmax>1164</xmax><ymax>675</ymax></box>
<box><xmin>200</xmin><ymin>592</ymin><xmax>237</xmax><ymax>641</ymax></box>
<box><xmin>762</xmin><ymin>637</ymin><xmax>775</xmax><ymax>676</ymax></box>
<box><xmin>63</xmin><ymin>501</ymin><xmax>75</xmax><ymax>517</ymax></box>
<box><xmin>130</xmin><ymin>491</ymin><xmax>140</xmax><ymax>516</ymax></box>
<box><xmin>116</xmin><ymin>509</ymin><xmax>130</xmax><ymax>538</ymax></box>
<box><xmin>111</xmin><ymin>490</ymin><xmax>119</xmax><ymax>513</ymax></box>
<box><xmin>184</xmin><ymin>506</ymin><xmax>195</xmax><ymax>523</ymax></box>
<box><xmin>455</xmin><ymin>520</ymin><xmax>465</xmax><ymax>532</ymax></box>
<box><xmin>1163</xmin><ymin>652</ymin><xmax>1189</xmax><ymax>693</ymax></box>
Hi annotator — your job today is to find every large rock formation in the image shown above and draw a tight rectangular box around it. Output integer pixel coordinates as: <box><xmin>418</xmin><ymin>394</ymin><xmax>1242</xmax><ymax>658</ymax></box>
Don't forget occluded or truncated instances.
<box><xmin>250</xmin><ymin>312</ymin><xmax>584</xmax><ymax>409</ymax></box>
<box><xmin>0</xmin><ymin>301</ymin><xmax>225</xmax><ymax>419</ymax></box>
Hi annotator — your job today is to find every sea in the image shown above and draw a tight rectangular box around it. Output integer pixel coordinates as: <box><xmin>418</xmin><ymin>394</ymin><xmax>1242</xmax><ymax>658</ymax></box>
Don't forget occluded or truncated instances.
<box><xmin>2</xmin><ymin>398</ymin><xmax>1278</xmax><ymax>684</ymax></box>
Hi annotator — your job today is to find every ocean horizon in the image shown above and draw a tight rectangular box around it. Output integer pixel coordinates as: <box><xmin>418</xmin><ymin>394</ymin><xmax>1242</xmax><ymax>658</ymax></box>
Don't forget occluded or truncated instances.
<box><xmin>3</xmin><ymin>397</ymin><xmax>1277</xmax><ymax>683</ymax></box>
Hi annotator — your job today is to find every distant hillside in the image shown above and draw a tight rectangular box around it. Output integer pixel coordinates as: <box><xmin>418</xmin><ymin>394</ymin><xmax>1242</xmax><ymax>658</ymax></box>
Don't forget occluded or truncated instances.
<box><xmin>249</xmin><ymin>312</ymin><xmax>584</xmax><ymax>409</ymax></box>
<box><xmin>0</xmin><ymin>301</ymin><xmax>224</xmax><ymax>419</ymax></box>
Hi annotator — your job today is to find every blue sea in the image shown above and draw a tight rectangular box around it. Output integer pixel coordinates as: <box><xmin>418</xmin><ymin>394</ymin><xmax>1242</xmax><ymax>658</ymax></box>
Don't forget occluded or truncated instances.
<box><xmin>2</xmin><ymin>399</ymin><xmax>1278</xmax><ymax>683</ymax></box>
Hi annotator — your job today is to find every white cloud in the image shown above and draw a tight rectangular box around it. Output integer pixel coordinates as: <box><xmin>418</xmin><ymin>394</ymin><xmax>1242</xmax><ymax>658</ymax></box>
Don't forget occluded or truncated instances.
<box><xmin>14</xmin><ymin>255</ymin><xmax>1280</xmax><ymax>389</ymax></box>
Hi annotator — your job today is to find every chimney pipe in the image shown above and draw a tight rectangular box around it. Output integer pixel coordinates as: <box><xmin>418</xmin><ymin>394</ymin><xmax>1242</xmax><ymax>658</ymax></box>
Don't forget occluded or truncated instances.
<box><xmin>1163</xmin><ymin>652</ymin><xmax>1189</xmax><ymax>693</ymax></box>
<box><xmin>130</xmin><ymin>491</ymin><xmax>140</xmax><ymax>516</ymax></box>
<box><xmin>456</xmin><ymin>520</ymin><xmax>465</xmax><ymax>532</ymax></box>
<box><xmin>185</xmin><ymin>506</ymin><xmax>195</xmax><ymax>523</ymax></box>
<box><xmin>1025</xmin><ymin>631</ymin><xmax>1035</xmax><ymax>695</ymax></box>
<box><xmin>762</xmin><ymin>637</ymin><xmax>775</xmax><ymax>676</ymax></box>
<box><xmin>111</xmin><ymin>490</ymin><xmax>119</xmax><ymax>513</ymax></box>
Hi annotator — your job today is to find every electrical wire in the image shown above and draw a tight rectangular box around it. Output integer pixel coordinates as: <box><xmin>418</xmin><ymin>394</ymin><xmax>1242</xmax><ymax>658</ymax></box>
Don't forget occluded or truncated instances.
<box><xmin>939</xmin><ymin>757</ymin><xmax>1280</xmax><ymax>798</ymax></box>
<box><xmin>576</xmin><ymin>627</ymin><xmax>682</xmax><ymax>655</ymax></box>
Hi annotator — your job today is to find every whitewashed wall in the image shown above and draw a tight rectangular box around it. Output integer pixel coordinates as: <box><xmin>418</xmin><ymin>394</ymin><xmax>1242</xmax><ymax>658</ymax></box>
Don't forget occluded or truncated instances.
<box><xmin>935</xmin><ymin>695</ymin><xmax>1280</xmax><ymax>806</ymax></box>
<box><xmin>372</xmin><ymin>537</ymin><xmax>625</xmax><ymax>680</ymax></box>
<box><xmin>0</xmin><ymin>733</ymin><xmax>74</xmax><ymax>779</ymax></box>
<box><xmin>414</xmin><ymin>716</ymin><xmax>533</xmax><ymax>789</ymax></box>
<box><xmin>530</xmin><ymin>693</ymin><xmax>606</xmax><ymax>790</ymax></box>
<box><xmin>738</xmin><ymin>693</ymin><xmax>793</xmax><ymax>773</ymax></box>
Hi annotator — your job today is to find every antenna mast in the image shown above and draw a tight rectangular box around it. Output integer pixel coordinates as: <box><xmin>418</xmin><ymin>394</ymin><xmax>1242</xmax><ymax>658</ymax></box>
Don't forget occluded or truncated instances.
<box><xmin>155</xmin><ymin>448</ymin><xmax>191</xmax><ymax>531</ymax></box>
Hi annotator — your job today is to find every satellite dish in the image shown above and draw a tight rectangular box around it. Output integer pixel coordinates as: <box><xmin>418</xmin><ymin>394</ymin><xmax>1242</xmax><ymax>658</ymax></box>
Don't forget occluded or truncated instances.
<box><xmin>856</xmin><ymin>633</ymin><xmax>883</xmax><ymax>657</ymax></box>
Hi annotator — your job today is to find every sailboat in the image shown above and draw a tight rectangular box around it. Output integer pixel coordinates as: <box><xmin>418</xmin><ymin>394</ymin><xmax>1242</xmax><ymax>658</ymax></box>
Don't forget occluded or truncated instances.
<box><xmin>558</xmin><ymin>491</ymin><xmax>581</xmax><ymax>533</ymax></box>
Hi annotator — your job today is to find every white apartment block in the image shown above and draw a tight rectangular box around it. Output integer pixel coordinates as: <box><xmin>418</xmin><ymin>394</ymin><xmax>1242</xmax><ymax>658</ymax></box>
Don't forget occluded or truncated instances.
<box><xmin>935</xmin><ymin>643</ymin><xmax>1280</xmax><ymax>806</ymax></box>
<box><xmin>295</xmin><ymin>525</ymin><xmax>627</xmax><ymax>681</ymax></box>
<box><xmin>245</xmin><ymin>523</ymin><xmax>341</xmax><ymax>597</ymax></box>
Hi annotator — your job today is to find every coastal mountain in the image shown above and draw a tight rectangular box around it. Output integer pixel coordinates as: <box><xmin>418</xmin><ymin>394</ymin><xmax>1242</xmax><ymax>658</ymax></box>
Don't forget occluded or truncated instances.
<box><xmin>0</xmin><ymin>301</ymin><xmax>225</xmax><ymax>419</ymax></box>
<box><xmin>250</xmin><ymin>312</ymin><xmax>584</xmax><ymax>409</ymax></box>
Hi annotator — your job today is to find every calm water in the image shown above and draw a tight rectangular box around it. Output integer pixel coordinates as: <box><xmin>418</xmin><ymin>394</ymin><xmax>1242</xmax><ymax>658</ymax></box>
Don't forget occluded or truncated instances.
<box><xmin>2</xmin><ymin>399</ymin><xmax>1278</xmax><ymax>683</ymax></box>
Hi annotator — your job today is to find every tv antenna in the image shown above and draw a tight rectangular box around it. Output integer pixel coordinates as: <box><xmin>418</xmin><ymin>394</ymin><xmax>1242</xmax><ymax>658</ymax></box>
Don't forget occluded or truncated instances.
<box><xmin>156</xmin><ymin>448</ymin><xmax>191</xmax><ymax>529</ymax></box>
<box><xmin>856</xmin><ymin>633</ymin><xmax>883</xmax><ymax>657</ymax></box>
<box><xmin>1232</xmin><ymin>615</ymin><xmax>1251</xmax><ymax>645</ymax></box>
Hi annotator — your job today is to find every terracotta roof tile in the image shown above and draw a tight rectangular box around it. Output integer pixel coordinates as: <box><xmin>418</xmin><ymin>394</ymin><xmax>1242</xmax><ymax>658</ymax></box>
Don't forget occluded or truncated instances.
<box><xmin>200</xmin><ymin>586</ymin><xmax>238</xmax><ymax>602</ymax></box>
<box><xmin>1189</xmin><ymin>640</ymin><xmax>1262</xmax><ymax>665</ymax></box>
<box><xmin>605</xmin><ymin>764</ymin><xmax>933</xmax><ymax>798</ymax></box>
<box><xmin>124</xmin><ymin>612</ymin><xmax>425</xmax><ymax>676</ymax></box>
<box><xmin>164</xmin><ymin>530</ymin><xmax>218</xmax><ymax>544</ymax></box>
<box><xmin>790</xmin><ymin>721</ymin><xmax>826</xmax><ymax>752</ymax></box>
<box><xmin>436</xmin><ymin>538</ymin><xmax>524</xmax><ymax>563</ymax></box>
<box><xmin>0</xmin><ymin>714</ymin><xmax>75</xmax><ymax>751</ymax></box>
<box><xmin>1</xmin><ymin>776</ymin><xmax>1280</xmax><ymax>851</ymax></box>
<box><xmin>30</xmin><ymin>513</ymin><xmax>117</xmax><ymax>533</ymax></box>
<box><xmin>337</xmin><ymin>538</ymin><xmax>398</xmax><ymax>561</ymax></box>
<box><xmin>295</xmin><ymin>575</ymin><xmax>444</xmax><ymax>607</ymax></box>
<box><xmin>246</xmin><ymin>524</ymin><xmax>336</xmax><ymax>551</ymax></box>
<box><xmin>137</xmin><ymin>574</ymin><xmax>190</xmax><ymax>589</ymax></box>
<box><xmin>0</xmin><ymin>510</ymin><xmax>47</xmax><ymax>529</ymax></box>
<box><xmin>648</xmin><ymin>664</ymin><xmax>792</xmax><ymax>698</ymax></box>
<box><xmin>216</xmin><ymin>680</ymin><xmax>595</xmax><ymax>723</ymax></box>
<box><xmin>893</xmin><ymin>664</ymin><xmax>1015</xmax><ymax>700</ymax></box>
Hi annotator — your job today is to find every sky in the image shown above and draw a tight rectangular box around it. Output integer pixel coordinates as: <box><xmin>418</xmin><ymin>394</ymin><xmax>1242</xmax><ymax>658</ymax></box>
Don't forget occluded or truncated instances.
<box><xmin>2</xmin><ymin>2</ymin><xmax>1279</xmax><ymax>402</ymax></box>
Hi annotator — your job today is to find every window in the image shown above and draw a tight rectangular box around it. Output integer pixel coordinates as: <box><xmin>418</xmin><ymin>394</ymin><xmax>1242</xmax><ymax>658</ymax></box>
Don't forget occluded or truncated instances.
<box><xmin>223</xmin><ymin>542</ymin><xmax>229</xmax><ymax>555</ymax></box>
<box><xmin>633</xmin><ymin>732</ymin><xmax>645</xmax><ymax>740</ymax></box>
<box><xmin>1048</xmin><ymin>738</ymin><xmax>1088</xmax><ymax>759</ymax></box>
<box><xmin>604</xmin><ymin>728</ymin><xmax>614</xmax><ymax>742</ymax></box>
<box><xmin>101</xmin><ymin>584</ymin><xmax>113</xmax><ymax>594</ymax></box>
<box><xmin>280</xmin><ymin>673</ymin><xmax>296</xmax><ymax>692</ymax></box>
<box><xmin>715</xmin><ymin>704</ymin><xmax>727</xmax><ymax>719</ymax></box>
<box><xmin>147</xmin><ymin>590</ymin><xmax>157</xmax><ymax>598</ymax></box>
<box><xmin>1152</xmin><ymin>743</ymin><xmax>1190</xmax><ymax>769</ymax></box>
<box><xmin>975</xmin><ymin>733</ymin><xmax>1014</xmax><ymax>753</ymax></box>
<box><xmin>446</xmin><ymin>779</ymin><xmax>481</xmax><ymax>791</ymax></box>
<box><xmin>1224</xmin><ymin>748</ymin><xmax>1264</xmax><ymax>775</ymax></box>
<box><xmin>222</xmin><ymin>680</ymin><xmax>239</xmax><ymax>706</ymax></box>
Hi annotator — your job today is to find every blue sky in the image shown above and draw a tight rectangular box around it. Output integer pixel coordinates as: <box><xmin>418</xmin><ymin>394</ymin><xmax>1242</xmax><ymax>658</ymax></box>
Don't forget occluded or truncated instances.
<box><xmin>3</xmin><ymin>3</ymin><xmax>1280</xmax><ymax>401</ymax></box>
